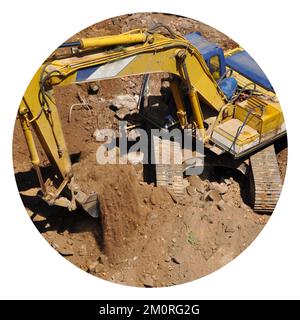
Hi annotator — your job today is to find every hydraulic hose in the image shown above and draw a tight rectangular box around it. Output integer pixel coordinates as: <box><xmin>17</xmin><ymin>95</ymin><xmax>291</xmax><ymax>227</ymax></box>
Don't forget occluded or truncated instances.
<box><xmin>59</xmin><ymin>41</ymin><xmax>81</xmax><ymax>48</ymax></box>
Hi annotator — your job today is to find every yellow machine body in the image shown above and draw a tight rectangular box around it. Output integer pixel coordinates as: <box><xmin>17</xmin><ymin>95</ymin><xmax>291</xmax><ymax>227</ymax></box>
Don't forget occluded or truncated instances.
<box><xmin>18</xmin><ymin>28</ymin><xmax>286</xmax><ymax>211</ymax></box>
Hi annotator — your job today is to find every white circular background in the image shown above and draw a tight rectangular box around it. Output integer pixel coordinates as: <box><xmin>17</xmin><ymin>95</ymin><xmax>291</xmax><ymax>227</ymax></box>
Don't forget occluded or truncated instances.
<box><xmin>0</xmin><ymin>0</ymin><xmax>299</xmax><ymax>299</ymax></box>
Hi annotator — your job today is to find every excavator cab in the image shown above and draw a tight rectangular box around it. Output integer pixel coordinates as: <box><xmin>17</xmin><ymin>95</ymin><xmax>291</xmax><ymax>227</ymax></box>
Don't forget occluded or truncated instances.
<box><xmin>184</xmin><ymin>32</ymin><xmax>237</xmax><ymax>99</ymax></box>
<box><xmin>184</xmin><ymin>32</ymin><xmax>226</xmax><ymax>79</ymax></box>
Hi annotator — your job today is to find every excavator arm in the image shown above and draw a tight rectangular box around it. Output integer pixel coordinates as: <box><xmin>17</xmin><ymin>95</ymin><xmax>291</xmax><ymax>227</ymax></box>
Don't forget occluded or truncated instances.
<box><xmin>18</xmin><ymin>27</ymin><xmax>228</xmax><ymax>215</ymax></box>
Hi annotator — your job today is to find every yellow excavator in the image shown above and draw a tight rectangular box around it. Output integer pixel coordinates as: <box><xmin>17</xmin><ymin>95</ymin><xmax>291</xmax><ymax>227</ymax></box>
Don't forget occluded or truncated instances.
<box><xmin>18</xmin><ymin>24</ymin><xmax>285</xmax><ymax>216</ymax></box>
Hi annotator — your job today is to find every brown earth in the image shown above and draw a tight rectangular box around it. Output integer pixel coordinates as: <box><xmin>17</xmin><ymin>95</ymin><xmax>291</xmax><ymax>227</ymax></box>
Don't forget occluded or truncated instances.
<box><xmin>13</xmin><ymin>13</ymin><xmax>287</xmax><ymax>287</ymax></box>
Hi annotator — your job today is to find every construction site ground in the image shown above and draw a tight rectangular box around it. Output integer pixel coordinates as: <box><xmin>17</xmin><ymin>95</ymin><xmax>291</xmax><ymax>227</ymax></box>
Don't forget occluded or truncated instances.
<box><xmin>13</xmin><ymin>13</ymin><xmax>288</xmax><ymax>287</ymax></box>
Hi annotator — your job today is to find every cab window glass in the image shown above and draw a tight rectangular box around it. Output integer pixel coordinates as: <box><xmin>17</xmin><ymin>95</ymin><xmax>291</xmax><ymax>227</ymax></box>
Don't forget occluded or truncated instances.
<box><xmin>209</xmin><ymin>55</ymin><xmax>220</xmax><ymax>80</ymax></box>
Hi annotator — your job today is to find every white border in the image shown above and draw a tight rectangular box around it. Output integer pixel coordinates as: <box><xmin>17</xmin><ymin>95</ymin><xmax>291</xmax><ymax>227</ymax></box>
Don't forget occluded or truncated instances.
<box><xmin>0</xmin><ymin>0</ymin><xmax>300</xmax><ymax>300</ymax></box>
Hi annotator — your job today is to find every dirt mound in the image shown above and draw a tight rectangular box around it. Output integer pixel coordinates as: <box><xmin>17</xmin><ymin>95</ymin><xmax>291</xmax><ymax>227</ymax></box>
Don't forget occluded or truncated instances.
<box><xmin>70</xmin><ymin>148</ymin><xmax>267</xmax><ymax>286</ymax></box>
<box><xmin>73</xmin><ymin>158</ymin><xmax>148</xmax><ymax>263</ymax></box>
<box><xmin>99</xmin><ymin>166</ymin><xmax>145</xmax><ymax>262</ymax></box>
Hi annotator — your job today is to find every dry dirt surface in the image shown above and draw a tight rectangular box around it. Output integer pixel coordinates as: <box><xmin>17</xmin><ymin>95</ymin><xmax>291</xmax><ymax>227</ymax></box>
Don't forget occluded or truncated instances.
<box><xmin>13</xmin><ymin>13</ymin><xmax>287</xmax><ymax>287</ymax></box>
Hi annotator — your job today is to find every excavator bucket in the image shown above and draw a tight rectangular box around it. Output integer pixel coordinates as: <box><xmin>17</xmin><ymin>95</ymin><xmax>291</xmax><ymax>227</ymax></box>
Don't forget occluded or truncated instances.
<box><xmin>74</xmin><ymin>190</ymin><xmax>100</xmax><ymax>218</ymax></box>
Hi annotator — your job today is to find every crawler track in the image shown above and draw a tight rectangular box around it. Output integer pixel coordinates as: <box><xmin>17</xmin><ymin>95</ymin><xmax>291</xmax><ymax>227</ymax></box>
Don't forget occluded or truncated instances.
<box><xmin>250</xmin><ymin>144</ymin><xmax>282</xmax><ymax>213</ymax></box>
<box><xmin>153</xmin><ymin>137</ymin><xmax>185</xmax><ymax>197</ymax></box>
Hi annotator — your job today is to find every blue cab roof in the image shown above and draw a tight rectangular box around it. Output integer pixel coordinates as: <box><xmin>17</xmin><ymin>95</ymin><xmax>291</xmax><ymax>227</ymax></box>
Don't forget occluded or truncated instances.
<box><xmin>184</xmin><ymin>32</ymin><xmax>274</xmax><ymax>92</ymax></box>
<box><xmin>184</xmin><ymin>32</ymin><xmax>219</xmax><ymax>61</ymax></box>
<box><xmin>225</xmin><ymin>51</ymin><xmax>274</xmax><ymax>92</ymax></box>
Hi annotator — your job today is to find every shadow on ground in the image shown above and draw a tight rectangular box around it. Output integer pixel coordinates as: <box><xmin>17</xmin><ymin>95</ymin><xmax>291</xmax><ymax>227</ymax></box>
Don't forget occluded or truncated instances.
<box><xmin>15</xmin><ymin>165</ymin><xmax>104</xmax><ymax>251</ymax></box>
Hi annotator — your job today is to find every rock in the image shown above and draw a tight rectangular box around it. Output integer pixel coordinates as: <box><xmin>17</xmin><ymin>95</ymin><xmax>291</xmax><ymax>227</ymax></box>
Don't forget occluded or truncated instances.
<box><xmin>198</xmin><ymin>201</ymin><xmax>205</xmax><ymax>208</ymax></box>
<box><xmin>182</xmin><ymin>179</ymin><xmax>190</xmax><ymax>188</ymax></box>
<box><xmin>51</xmin><ymin>242</ymin><xmax>74</xmax><ymax>256</ymax></box>
<box><xmin>32</xmin><ymin>214</ymin><xmax>47</xmax><ymax>222</ymax></box>
<box><xmin>88</xmin><ymin>261</ymin><xmax>99</xmax><ymax>273</ymax></box>
<box><xmin>110</xmin><ymin>94</ymin><xmax>138</xmax><ymax>111</ymax></box>
<box><xmin>88</xmin><ymin>83</ymin><xmax>99</xmax><ymax>95</ymax></box>
<box><xmin>210</xmin><ymin>182</ymin><xmax>228</xmax><ymax>194</ymax></box>
<box><xmin>95</xmin><ymin>264</ymin><xmax>105</xmax><ymax>273</ymax></box>
<box><xmin>143</xmin><ymin>275</ymin><xmax>154</xmax><ymax>288</ymax></box>
<box><xmin>167</xmin><ymin>189</ymin><xmax>178</xmax><ymax>203</ymax></box>
<box><xmin>93</xmin><ymin>128</ymin><xmax>115</xmax><ymax>142</ymax></box>
<box><xmin>224</xmin><ymin>178</ymin><xmax>232</xmax><ymax>185</ymax></box>
<box><xmin>59</xmin><ymin>248</ymin><xmax>74</xmax><ymax>256</ymax></box>
<box><xmin>79</xmin><ymin>244</ymin><xmax>87</xmax><ymax>256</ymax></box>
<box><xmin>51</xmin><ymin>241</ymin><xmax>59</xmax><ymax>250</ymax></box>
<box><xmin>46</xmin><ymin>230</ymin><xmax>55</xmax><ymax>237</ymax></box>
<box><xmin>147</xmin><ymin>211</ymin><xmax>158</xmax><ymax>220</ymax></box>
<box><xmin>27</xmin><ymin>209</ymin><xmax>35</xmax><ymax>219</ymax></box>
<box><xmin>171</xmin><ymin>254</ymin><xmax>183</xmax><ymax>264</ymax></box>
<box><xmin>98</xmin><ymin>253</ymin><xmax>107</xmax><ymax>264</ymax></box>
<box><xmin>206</xmin><ymin>181</ymin><xmax>212</xmax><ymax>190</ymax></box>
<box><xmin>128</xmin><ymin>80</ymin><xmax>135</xmax><ymax>88</ymax></box>
<box><xmin>164</xmin><ymin>256</ymin><xmax>171</xmax><ymax>262</ymax></box>
<box><xmin>184</xmin><ymin>157</ymin><xmax>203</xmax><ymax>175</ymax></box>
<box><xmin>115</xmin><ymin>107</ymin><xmax>130</xmax><ymax>120</ymax></box>
<box><xmin>128</xmin><ymin>129</ymin><xmax>141</xmax><ymax>141</ymax></box>
<box><xmin>186</xmin><ymin>185</ymin><xmax>197</xmax><ymax>197</ymax></box>
<box><xmin>205</xmin><ymin>190</ymin><xmax>222</xmax><ymax>202</ymax></box>
<box><xmin>187</xmin><ymin>175</ymin><xmax>201</xmax><ymax>187</ymax></box>
<box><xmin>149</xmin><ymin>188</ymin><xmax>166</xmax><ymax>206</ymax></box>
<box><xmin>211</xmin><ymin>182</ymin><xmax>218</xmax><ymax>189</ymax></box>
<box><xmin>225</xmin><ymin>225</ymin><xmax>235</xmax><ymax>233</ymax></box>
<box><xmin>215</xmin><ymin>183</ymin><xmax>228</xmax><ymax>195</ymax></box>
<box><xmin>196</xmin><ymin>184</ymin><xmax>205</xmax><ymax>194</ymax></box>
<box><xmin>217</xmin><ymin>200</ymin><xmax>225</xmax><ymax>211</ymax></box>
<box><xmin>150</xmin><ymin>192</ymin><xmax>158</xmax><ymax>205</ymax></box>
